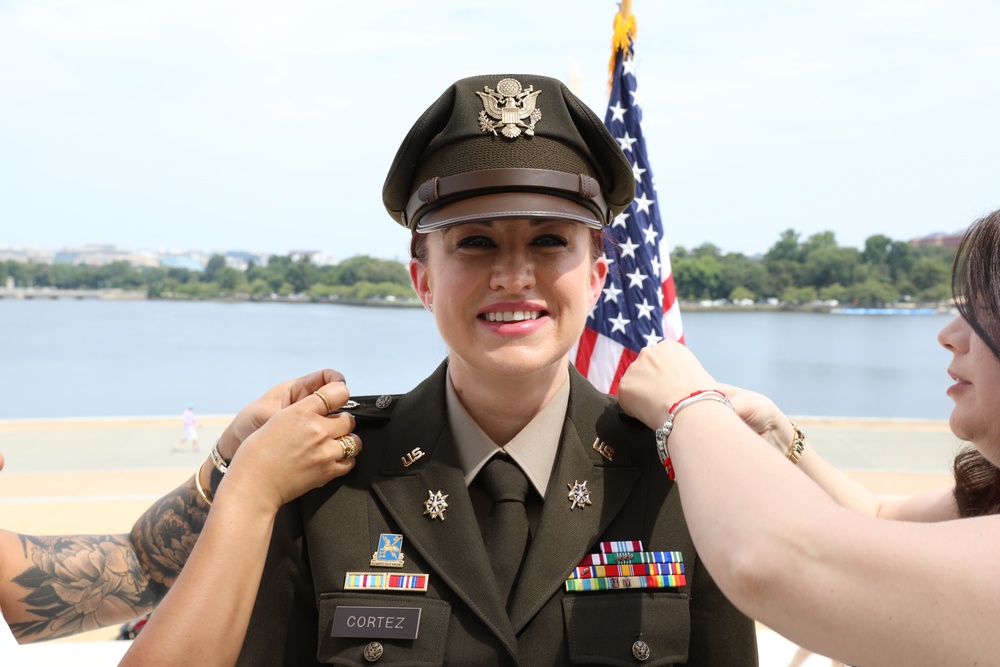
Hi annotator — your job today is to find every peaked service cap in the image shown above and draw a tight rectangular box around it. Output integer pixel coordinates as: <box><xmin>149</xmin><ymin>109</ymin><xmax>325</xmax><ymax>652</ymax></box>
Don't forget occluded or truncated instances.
<box><xmin>382</xmin><ymin>73</ymin><xmax>635</xmax><ymax>232</ymax></box>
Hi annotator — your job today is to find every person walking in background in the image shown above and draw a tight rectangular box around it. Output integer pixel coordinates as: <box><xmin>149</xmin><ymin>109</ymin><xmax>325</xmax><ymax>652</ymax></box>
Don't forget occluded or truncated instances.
<box><xmin>616</xmin><ymin>208</ymin><xmax>1000</xmax><ymax>666</ymax></box>
<box><xmin>176</xmin><ymin>402</ymin><xmax>200</xmax><ymax>451</ymax></box>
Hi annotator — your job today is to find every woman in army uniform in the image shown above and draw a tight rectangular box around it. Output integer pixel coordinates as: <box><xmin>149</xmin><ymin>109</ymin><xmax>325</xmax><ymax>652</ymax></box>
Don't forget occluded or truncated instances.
<box><xmin>232</xmin><ymin>73</ymin><xmax>757</xmax><ymax>666</ymax></box>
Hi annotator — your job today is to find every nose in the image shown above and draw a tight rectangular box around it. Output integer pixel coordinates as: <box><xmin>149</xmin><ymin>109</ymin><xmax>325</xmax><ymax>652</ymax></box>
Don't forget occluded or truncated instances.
<box><xmin>937</xmin><ymin>316</ymin><xmax>970</xmax><ymax>353</ymax></box>
<box><xmin>489</xmin><ymin>249</ymin><xmax>535</xmax><ymax>294</ymax></box>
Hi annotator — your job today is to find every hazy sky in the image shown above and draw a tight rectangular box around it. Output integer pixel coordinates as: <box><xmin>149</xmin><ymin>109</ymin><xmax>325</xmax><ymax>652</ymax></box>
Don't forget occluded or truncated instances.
<box><xmin>2</xmin><ymin>0</ymin><xmax>998</xmax><ymax>261</ymax></box>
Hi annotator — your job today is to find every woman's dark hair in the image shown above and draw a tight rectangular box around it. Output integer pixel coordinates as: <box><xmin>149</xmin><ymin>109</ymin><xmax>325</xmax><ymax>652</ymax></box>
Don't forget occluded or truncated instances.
<box><xmin>950</xmin><ymin>208</ymin><xmax>1000</xmax><ymax>517</ymax></box>
<box><xmin>409</xmin><ymin>226</ymin><xmax>608</xmax><ymax>264</ymax></box>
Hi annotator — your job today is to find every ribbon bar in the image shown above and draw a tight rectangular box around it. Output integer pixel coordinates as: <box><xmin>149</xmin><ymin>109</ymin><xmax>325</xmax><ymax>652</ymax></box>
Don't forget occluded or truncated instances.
<box><xmin>565</xmin><ymin>574</ymin><xmax>687</xmax><ymax>593</ymax></box>
<box><xmin>577</xmin><ymin>551</ymin><xmax>684</xmax><ymax>567</ymax></box>
<box><xmin>569</xmin><ymin>562</ymin><xmax>685</xmax><ymax>579</ymax></box>
<box><xmin>344</xmin><ymin>572</ymin><xmax>429</xmax><ymax>593</ymax></box>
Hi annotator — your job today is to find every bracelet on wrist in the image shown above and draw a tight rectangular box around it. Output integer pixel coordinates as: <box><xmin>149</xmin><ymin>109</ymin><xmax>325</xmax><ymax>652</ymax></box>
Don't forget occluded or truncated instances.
<box><xmin>210</xmin><ymin>439</ymin><xmax>231</xmax><ymax>474</ymax></box>
<box><xmin>655</xmin><ymin>389</ymin><xmax>734</xmax><ymax>480</ymax></box>
<box><xmin>786</xmin><ymin>421</ymin><xmax>806</xmax><ymax>463</ymax></box>
<box><xmin>194</xmin><ymin>458</ymin><xmax>214</xmax><ymax>506</ymax></box>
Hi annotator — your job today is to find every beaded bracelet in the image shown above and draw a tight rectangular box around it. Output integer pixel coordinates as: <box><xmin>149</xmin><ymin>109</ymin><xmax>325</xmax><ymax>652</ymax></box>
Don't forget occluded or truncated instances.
<box><xmin>194</xmin><ymin>458</ymin><xmax>214</xmax><ymax>506</ymax></box>
<box><xmin>786</xmin><ymin>421</ymin><xmax>806</xmax><ymax>463</ymax></box>
<box><xmin>655</xmin><ymin>389</ymin><xmax>734</xmax><ymax>480</ymax></box>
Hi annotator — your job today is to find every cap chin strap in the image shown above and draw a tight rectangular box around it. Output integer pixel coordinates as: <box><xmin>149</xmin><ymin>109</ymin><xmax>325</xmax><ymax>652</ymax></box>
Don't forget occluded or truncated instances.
<box><xmin>402</xmin><ymin>168</ymin><xmax>610</xmax><ymax>230</ymax></box>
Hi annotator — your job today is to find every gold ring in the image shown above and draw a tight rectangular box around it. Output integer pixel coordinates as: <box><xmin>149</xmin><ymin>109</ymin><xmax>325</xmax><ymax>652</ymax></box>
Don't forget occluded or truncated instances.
<box><xmin>338</xmin><ymin>435</ymin><xmax>357</xmax><ymax>460</ymax></box>
<box><xmin>313</xmin><ymin>391</ymin><xmax>333</xmax><ymax>414</ymax></box>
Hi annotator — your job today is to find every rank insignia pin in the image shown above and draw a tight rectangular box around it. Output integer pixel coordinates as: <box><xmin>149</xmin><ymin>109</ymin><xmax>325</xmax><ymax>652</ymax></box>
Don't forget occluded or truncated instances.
<box><xmin>567</xmin><ymin>480</ymin><xmax>592</xmax><ymax>510</ymax></box>
<box><xmin>423</xmin><ymin>490</ymin><xmax>449</xmax><ymax>521</ymax></box>
<box><xmin>370</xmin><ymin>533</ymin><xmax>406</xmax><ymax>568</ymax></box>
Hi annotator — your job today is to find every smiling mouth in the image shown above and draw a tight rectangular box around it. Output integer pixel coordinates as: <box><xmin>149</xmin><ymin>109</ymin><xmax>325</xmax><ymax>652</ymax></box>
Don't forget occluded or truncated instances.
<box><xmin>482</xmin><ymin>311</ymin><xmax>543</xmax><ymax>323</ymax></box>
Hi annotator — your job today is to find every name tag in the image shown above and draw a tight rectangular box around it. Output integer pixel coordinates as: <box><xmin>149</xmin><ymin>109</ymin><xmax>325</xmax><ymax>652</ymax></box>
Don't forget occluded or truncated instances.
<box><xmin>331</xmin><ymin>606</ymin><xmax>422</xmax><ymax>640</ymax></box>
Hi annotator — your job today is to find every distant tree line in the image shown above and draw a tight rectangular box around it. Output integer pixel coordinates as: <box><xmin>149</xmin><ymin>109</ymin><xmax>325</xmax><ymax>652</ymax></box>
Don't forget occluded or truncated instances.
<box><xmin>1</xmin><ymin>254</ymin><xmax>417</xmax><ymax>302</ymax></box>
<box><xmin>4</xmin><ymin>229</ymin><xmax>957</xmax><ymax>307</ymax></box>
<box><xmin>670</xmin><ymin>230</ymin><xmax>956</xmax><ymax>306</ymax></box>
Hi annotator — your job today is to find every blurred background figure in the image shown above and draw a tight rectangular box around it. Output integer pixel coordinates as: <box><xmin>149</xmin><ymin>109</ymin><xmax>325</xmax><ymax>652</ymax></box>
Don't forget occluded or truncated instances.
<box><xmin>176</xmin><ymin>402</ymin><xmax>200</xmax><ymax>451</ymax></box>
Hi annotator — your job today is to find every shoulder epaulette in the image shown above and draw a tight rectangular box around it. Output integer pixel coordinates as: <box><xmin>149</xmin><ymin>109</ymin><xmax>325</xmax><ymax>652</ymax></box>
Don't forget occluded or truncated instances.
<box><xmin>333</xmin><ymin>392</ymin><xmax>403</xmax><ymax>420</ymax></box>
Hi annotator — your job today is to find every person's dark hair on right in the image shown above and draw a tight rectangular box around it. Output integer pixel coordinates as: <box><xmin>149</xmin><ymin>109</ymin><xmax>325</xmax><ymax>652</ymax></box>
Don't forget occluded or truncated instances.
<box><xmin>950</xmin><ymin>208</ymin><xmax>1000</xmax><ymax>517</ymax></box>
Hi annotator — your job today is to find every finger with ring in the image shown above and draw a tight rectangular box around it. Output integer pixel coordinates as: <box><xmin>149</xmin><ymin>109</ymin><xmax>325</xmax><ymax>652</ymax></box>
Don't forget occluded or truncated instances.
<box><xmin>313</xmin><ymin>391</ymin><xmax>333</xmax><ymax>415</ymax></box>
<box><xmin>338</xmin><ymin>434</ymin><xmax>358</xmax><ymax>460</ymax></box>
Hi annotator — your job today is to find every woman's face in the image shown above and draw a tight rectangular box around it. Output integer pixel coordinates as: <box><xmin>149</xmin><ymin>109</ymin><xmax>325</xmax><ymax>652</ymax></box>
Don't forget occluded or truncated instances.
<box><xmin>410</xmin><ymin>218</ymin><xmax>607</xmax><ymax>381</ymax></box>
<box><xmin>938</xmin><ymin>316</ymin><xmax>1000</xmax><ymax>452</ymax></box>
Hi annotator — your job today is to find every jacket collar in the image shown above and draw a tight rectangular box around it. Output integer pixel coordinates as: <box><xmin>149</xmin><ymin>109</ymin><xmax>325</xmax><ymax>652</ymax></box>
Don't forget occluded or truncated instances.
<box><xmin>370</xmin><ymin>361</ymin><xmax>639</xmax><ymax>656</ymax></box>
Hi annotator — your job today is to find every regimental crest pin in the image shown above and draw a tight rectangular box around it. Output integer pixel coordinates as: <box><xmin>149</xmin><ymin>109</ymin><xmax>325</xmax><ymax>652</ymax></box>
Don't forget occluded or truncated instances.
<box><xmin>567</xmin><ymin>480</ymin><xmax>592</xmax><ymax>510</ymax></box>
<box><xmin>423</xmin><ymin>490</ymin><xmax>449</xmax><ymax>521</ymax></box>
<box><xmin>370</xmin><ymin>533</ymin><xmax>406</xmax><ymax>568</ymax></box>
<box><xmin>476</xmin><ymin>78</ymin><xmax>542</xmax><ymax>139</ymax></box>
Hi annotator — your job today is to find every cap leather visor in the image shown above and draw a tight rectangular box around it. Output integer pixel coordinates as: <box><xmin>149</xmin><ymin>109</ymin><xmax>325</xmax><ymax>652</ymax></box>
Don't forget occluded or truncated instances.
<box><xmin>415</xmin><ymin>192</ymin><xmax>602</xmax><ymax>233</ymax></box>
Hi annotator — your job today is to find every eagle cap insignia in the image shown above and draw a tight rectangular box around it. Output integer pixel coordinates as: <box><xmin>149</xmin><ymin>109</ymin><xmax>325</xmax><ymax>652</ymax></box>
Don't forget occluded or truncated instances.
<box><xmin>476</xmin><ymin>78</ymin><xmax>542</xmax><ymax>139</ymax></box>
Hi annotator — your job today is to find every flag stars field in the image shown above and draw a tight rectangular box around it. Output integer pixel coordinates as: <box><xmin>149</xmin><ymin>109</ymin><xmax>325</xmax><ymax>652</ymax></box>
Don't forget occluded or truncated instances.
<box><xmin>571</xmin><ymin>7</ymin><xmax>685</xmax><ymax>394</ymax></box>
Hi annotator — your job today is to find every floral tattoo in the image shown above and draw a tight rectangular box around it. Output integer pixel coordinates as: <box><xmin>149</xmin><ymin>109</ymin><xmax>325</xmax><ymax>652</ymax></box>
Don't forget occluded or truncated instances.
<box><xmin>10</xmin><ymin>480</ymin><xmax>208</xmax><ymax>641</ymax></box>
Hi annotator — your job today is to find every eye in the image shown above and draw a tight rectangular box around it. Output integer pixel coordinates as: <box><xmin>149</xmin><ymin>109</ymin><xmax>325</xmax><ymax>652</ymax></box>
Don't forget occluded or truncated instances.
<box><xmin>532</xmin><ymin>234</ymin><xmax>569</xmax><ymax>247</ymax></box>
<box><xmin>456</xmin><ymin>235</ymin><xmax>496</xmax><ymax>248</ymax></box>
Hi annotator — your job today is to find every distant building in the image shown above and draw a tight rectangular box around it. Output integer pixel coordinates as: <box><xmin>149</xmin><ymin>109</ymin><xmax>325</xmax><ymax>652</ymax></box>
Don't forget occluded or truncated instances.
<box><xmin>909</xmin><ymin>231</ymin><xmax>965</xmax><ymax>248</ymax></box>
<box><xmin>0</xmin><ymin>246</ymin><xmax>56</xmax><ymax>264</ymax></box>
<box><xmin>289</xmin><ymin>250</ymin><xmax>337</xmax><ymax>266</ymax></box>
<box><xmin>160</xmin><ymin>253</ymin><xmax>206</xmax><ymax>271</ymax></box>
<box><xmin>54</xmin><ymin>245</ymin><xmax>158</xmax><ymax>268</ymax></box>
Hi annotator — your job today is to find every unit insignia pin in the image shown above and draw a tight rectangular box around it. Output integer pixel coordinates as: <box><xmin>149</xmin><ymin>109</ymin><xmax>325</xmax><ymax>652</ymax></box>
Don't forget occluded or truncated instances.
<box><xmin>476</xmin><ymin>78</ymin><xmax>542</xmax><ymax>139</ymax></box>
<box><xmin>423</xmin><ymin>490</ymin><xmax>449</xmax><ymax>521</ymax></box>
<box><xmin>342</xmin><ymin>400</ymin><xmax>360</xmax><ymax>410</ymax></box>
<box><xmin>567</xmin><ymin>480</ymin><xmax>592</xmax><ymax>510</ymax></box>
<box><xmin>370</xmin><ymin>533</ymin><xmax>406</xmax><ymax>568</ymax></box>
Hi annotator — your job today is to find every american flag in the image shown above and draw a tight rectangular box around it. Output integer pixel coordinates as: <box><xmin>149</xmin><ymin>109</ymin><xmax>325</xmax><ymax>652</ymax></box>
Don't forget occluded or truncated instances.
<box><xmin>572</xmin><ymin>14</ymin><xmax>684</xmax><ymax>395</ymax></box>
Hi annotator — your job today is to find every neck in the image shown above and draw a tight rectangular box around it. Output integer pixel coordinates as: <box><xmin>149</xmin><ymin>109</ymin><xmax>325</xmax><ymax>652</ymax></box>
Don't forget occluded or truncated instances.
<box><xmin>448</xmin><ymin>358</ymin><xmax>570</xmax><ymax>445</ymax></box>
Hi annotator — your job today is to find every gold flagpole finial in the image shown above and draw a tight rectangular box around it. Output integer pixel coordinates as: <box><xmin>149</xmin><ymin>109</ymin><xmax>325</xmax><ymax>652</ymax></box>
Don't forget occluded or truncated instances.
<box><xmin>608</xmin><ymin>1</ymin><xmax>638</xmax><ymax>92</ymax></box>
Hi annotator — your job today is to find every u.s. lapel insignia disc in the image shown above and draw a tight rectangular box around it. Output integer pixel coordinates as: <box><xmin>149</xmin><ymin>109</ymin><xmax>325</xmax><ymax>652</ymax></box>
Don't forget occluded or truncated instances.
<box><xmin>370</xmin><ymin>533</ymin><xmax>406</xmax><ymax>568</ymax></box>
<box><xmin>476</xmin><ymin>78</ymin><xmax>542</xmax><ymax>139</ymax></box>
<box><xmin>423</xmin><ymin>490</ymin><xmax>449</xmax><ymax>521</ymax></box>
<box><xmin>567</xmin><ymin>480</ymin><xmax>592</xmax><ymax>510</ymax></box>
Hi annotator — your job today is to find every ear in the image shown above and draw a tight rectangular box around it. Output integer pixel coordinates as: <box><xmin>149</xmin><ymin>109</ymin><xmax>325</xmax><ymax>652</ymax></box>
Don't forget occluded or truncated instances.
<box><xmin>588</xmin><ymin>256</ymin><xmax>609</xmax><ymax>308</ymax></box>
<box><xmin>409</xmin><ymin>259</ymin><xmax>433</xmax><ymax>310</ymax></box>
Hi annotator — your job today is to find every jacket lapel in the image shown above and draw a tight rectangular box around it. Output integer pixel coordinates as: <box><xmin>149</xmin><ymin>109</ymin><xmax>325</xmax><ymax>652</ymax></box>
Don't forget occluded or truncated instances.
<box><xmin>508</xmin><ymin>368</ymin><xmax>639</xmax><ymax>633</ymax></box>
<box><xmin>369</xmin><ymin>363</ymin><xmax>519</xmax><ymax>660</ymax></box>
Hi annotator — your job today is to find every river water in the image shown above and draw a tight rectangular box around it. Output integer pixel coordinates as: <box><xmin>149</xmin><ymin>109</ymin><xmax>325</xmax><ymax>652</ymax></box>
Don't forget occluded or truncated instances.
<box><xmin>0</xmin><ymin>299</ymin><xmax>955</xmax><ymax>420</ymax></box>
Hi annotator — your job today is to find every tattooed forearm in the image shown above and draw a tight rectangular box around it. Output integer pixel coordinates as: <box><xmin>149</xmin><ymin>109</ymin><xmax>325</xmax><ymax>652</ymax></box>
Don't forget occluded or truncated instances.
<box><xmin>7</xmin><ymin>477</ymin><xmax>209</xmax><ymax>642</ymax></box>
<box><xmin>129</xmin><ymin>477</ymin><xmax>208</xmax><ymax>594</ymax></box>
<box><xmin>11</xmin><ymin>533</ymin><xmax>158</xmax><ymax>641</ymax></box>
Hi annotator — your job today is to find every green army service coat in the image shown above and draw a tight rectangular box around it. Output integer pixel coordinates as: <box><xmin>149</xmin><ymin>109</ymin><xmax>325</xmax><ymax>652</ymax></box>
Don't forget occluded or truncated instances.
<box><xmin>236</xmin><ymin>362</ymin><xmax>758</xmax><ymax>666</ymax></box>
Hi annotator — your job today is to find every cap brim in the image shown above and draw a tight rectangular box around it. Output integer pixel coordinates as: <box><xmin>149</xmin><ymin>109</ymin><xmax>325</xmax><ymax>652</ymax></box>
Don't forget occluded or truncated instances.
<box><xmin>415</xmin><ymin>192</ymin><xmax>602</xmax><ymax>233</ymax></box>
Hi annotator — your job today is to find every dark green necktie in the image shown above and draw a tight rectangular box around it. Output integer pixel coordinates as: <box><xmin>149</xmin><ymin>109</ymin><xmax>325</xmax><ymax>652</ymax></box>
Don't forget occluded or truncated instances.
<box><xmin>478</xmin><ymin>455</ymin><xmax>531</xmax><ymax>609</ymax></box>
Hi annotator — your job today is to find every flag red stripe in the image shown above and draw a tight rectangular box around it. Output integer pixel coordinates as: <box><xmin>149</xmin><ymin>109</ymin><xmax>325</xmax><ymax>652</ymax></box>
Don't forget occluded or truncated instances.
<box><xmin>575</xmin><ymin>327</ymin><xmax>599</xmax><ymax>377</ymax></box>
<box><xmin>662</xmin><ymin>277</ymin><xmax>677</xmax><ymax>311</ymax></box>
